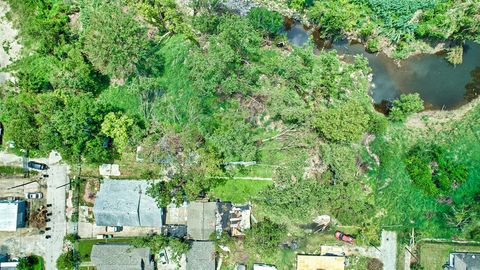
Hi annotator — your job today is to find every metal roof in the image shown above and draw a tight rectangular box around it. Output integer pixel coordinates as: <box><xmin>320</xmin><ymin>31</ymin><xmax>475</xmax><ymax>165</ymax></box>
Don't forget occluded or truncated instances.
<box><xmin>297</xmin><ymin>255</ymin><xmax>345</xmax><ymax>270</ymax></box>
<box><xmin>93</xmin><ymin>180</ymin><xmax>163</xmax><ymax>227</ymax></box>
<box><xmin>0</xmin><ymin>200</ymin><xmax>26</xmax><ymax>231</ymax></box>
<box><xmin>187</xmin><ymin>202</ymin><xmax>216</xmax><ymax>240</ymax></box>
<box><xmin>91</xmin><ymin>244</ymin><xmax>154</xmax><ymax>270</ymax></box>
<box><xmin>187</xmin><ymin>241</ymin><xmax>215</xmax><ymax>270</ymax></box>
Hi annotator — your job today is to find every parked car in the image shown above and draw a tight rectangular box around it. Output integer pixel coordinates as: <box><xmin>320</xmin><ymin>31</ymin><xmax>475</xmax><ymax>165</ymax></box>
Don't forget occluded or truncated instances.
<box><xmin>335</xmin><ymin>231</ymin><xmax>354</xmax><ymax>244</ymax></box>
<box><xmin>106</xmin><ymin>226</ymin><xmax>123</xmax><ymax>233</ymax></box>
<box><xmin>159</xmin><ymin>249</ymin><xmax>168</xmax><ymax>265</ymax></box>
<box><xmin>25</xmin><ymin>192</ymin><xmax>43</xmax><ymax>199</ymax></box>
<box><xmin>27</xmin><ymin>161</ymin><xmax>48</xmax><ymax>171</ymax></box>
<box><xmin>0</xmin><ymin>121</ymin><xmax>3</xmax><ymax>145</ymax></box>
<box><xmin>96</xmin><ymin>234</ymin><xmax>113</xmax><ymax>239</ymax></box>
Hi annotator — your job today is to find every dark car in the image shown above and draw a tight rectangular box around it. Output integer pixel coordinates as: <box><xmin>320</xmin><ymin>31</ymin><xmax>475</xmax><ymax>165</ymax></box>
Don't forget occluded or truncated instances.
<box><xmin>335</xmin><ymin>231</ymin><xmax>354</xmax><ymax>244</ymax></box>
<box><xmin>28</xmin><ymin>161</ymin><xmax>48</xmax><ymax>171</ymax></box>
<box><xmin>0</xmin><ymin>121</ymin><xmax>3</xmax><ymax>145</ymax></box>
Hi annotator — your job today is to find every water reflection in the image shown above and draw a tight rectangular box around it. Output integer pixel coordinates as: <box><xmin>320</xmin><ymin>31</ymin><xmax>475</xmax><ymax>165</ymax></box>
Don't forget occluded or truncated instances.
<box><xmin>284</xmin><ymin>22</ymin><xmax>480</xmax><ymax>110</ymax></box>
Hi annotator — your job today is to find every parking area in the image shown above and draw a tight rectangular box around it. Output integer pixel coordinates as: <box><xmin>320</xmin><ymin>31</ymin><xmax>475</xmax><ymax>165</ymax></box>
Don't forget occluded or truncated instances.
<box><xmin>0</xmin><ymin>151</ymin><xmax>69</xmax><ymax>270</ymax></box>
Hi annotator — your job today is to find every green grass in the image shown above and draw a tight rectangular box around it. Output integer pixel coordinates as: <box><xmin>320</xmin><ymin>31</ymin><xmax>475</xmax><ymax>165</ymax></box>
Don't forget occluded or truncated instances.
<box><xmin>345</xmin><ymin>256</ymin><xmax>370</xmax><ymax>270</ymax></box>
<box><xmin>0</xmin><ymin>165</ymin><xmax>25</xmax><ymax>176</ymax></box>
<box><xmin>419</xmin><ymin>242</ymin><xmax>480</xmax><ymax>269</ymax></box>
<box><xmin>97</xmin><ymin>85</ymin><xmax>143</xmax><ymax>120</ymax></box>
<box><xmin>77</xmin><ymin>238</ymin><xmax>137</xmax><ymax>262</ymax></box>
<box><xmin>209</xmin><ymin>179</ymin><xmax>273</xmax><ymax>203</ymax></box>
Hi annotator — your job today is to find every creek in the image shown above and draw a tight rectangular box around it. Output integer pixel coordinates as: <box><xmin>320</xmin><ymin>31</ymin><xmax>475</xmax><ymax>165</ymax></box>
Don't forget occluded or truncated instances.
<box><xmin>283</xmin><ymin>22</ymin><xmax>480</xmax><ymax>110</ymax></box>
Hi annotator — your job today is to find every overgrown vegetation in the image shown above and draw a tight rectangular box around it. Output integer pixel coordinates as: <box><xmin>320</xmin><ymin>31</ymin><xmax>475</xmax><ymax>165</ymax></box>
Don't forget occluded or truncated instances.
<box><xmin>1</xmin><ymin>0</ymin><xmax>479</xmax><ymax>269</ymax></box>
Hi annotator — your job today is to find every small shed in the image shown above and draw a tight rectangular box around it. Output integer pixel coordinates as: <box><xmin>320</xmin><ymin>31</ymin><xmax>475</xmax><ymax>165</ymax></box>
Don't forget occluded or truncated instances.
<box><xmin>187</xmin><ymin>241</ymin><xmax>215</xmax><ymax>270</ymax></box>
<box><xmin>0</xmin><ymin>200</ymin><xmax>26</xmax><ymax>231</ymax></box>
<box><xmin>91</xmin><ymin>244</ymin><xmax>154</xmax><ymax>270</ymax></box>
<box><xmin>93</xmin><ymin>180</ymin><xmax>163</xmax><ymax>227</ymax></box>
<box><xmin>297</xmin><ymin>255</ymin><xmax>345</xmax><ymax>270</ymax></box>
<box><xmin>187</xmin><ymin>202</ymin><xmax>216</xmax><ymax>240</ymax></box>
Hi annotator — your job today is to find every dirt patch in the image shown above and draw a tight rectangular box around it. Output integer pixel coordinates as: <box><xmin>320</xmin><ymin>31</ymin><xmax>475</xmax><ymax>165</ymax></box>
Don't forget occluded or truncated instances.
<box><xmin>82</xmin><ymin>179</ymin><xmax>100</xmax><ymax>206</ymax></box>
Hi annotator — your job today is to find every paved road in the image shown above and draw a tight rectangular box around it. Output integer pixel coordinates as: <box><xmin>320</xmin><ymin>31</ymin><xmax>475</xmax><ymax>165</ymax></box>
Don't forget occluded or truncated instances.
<box><xmin>44</xmin><ymin>163</ymin><xmax>68</xmax><ymax>270</ymax></box>
<box><xmin>381</xmin><ymin>231</ymin><xmax>397</xmax><ymax>270</ymax></box>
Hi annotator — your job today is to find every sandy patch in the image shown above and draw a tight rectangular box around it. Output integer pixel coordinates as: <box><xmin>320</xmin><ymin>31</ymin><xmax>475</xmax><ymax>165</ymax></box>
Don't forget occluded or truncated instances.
<box><xmin>0</xmin><ymin>0</ymin><xmax>21</xmax><ymax>83</ymax></box>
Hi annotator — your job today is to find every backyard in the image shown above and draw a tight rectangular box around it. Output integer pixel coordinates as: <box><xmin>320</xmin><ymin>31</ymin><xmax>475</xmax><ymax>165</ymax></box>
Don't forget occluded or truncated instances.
<box><xmin>209</xmin><ymin>179</ymin><xmax>273</xmax><ymax>203</ymax></box>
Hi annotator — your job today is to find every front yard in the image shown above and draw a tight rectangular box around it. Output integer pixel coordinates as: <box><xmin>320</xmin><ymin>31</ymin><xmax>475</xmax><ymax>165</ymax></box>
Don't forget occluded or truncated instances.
<box><xmin>418</xmin><ymin>242</ymin><xmax>480</xmax><ymax>269</ymax></box>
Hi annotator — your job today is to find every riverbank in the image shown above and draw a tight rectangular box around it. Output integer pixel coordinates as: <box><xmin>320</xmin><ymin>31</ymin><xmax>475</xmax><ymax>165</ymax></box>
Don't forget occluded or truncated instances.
<box><xmin>407</xmin><ymin>96</ymin><xmax>480</xmax><ymax>131</ymax></box>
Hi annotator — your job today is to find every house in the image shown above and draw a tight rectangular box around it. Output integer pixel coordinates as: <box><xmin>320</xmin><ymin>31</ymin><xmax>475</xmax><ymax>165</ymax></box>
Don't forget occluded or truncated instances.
<box><xmin>218</xmin><ymin>203</ymin><xmax>251</xmax><ymax>237</ymax></box>
<box><xmin>253</xmin><ymin>264</ymin><xmax>278</xmax><ymax>270</ymax></box>
<box><xmin>0</xmin><ymin>199</ymin><xmax>26</xmax><ymax>231</ymax></box>
<box><xmin>93</xmin><ymin>180</ymin><xmax>163</xmax><ymax>227</ymax></box>
<box><xmin>186</xmin><ymin>241</ymin><xmax>215</xmax><ymax>270</ymax></box>
<box><xmin>0</xmin><ymin>261</ymin><xmax>19</xmax><ymax>270</ymax></box>
<box><xmin>297</xmin><ymin>254</ymin><xmax>345</xmax><ymax>270</ymax></box>
<box><xmin>90</xmin><ymin>244</ymin><xmax>154</xmax><ymax>270</ymax></box>
<box><xmin>444</xmin><ymin>252</ymin><xmax>480</xmax><ymax>270</ymax></box>
<box><xmin>187</xmin><ymin>202</ymin><xmax>216</xmax><ymax>240</ymax></box>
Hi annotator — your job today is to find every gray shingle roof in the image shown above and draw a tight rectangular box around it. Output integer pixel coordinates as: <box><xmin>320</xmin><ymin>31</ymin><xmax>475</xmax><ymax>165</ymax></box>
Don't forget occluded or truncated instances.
<box><xmin>93</xmin><ymin>180</ymin><xmax>163</xmax><ymax>227</ymax></box>
<box><xmin>91</xmin><ymin>244</ymin><xmax>153</xmax><ymax>270</ymax></box>
<box><xmin>448</xmin><ymin>252</ymin><xmax>480</xmax><ymax>270</ymax></box>
<box><xmin>187</xmin><ymin>202</ymin><xmax>216</xmax><ymax>240</ymax></box>
<box><xmin>187</xmin><ymin>241</ymin><xmax>215</xmax><ymax>270</ymax></box>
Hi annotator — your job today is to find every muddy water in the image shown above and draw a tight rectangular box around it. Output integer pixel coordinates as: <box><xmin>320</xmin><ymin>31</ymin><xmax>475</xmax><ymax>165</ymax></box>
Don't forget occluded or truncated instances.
<box><xmin>284</xmin><ymin>23</ymin><xmax>480</xmax><ymax>110</ymax></box>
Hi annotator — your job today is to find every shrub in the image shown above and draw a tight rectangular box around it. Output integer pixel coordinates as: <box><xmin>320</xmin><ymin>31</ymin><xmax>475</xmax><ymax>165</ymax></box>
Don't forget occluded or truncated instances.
<box><xmin>247</xmin><ymin>7</ymin><xmax>284</xmax><ymax>37</ymax></box>
<box><xmin>314</xmin><ymin>101</ymin><xmax>370</xmax><ymax>142</ymax></box>
<box><xmin>245</xmin><ymin>219</ymin><xmax>287</xmax><ymax>256</ymax></box>
<box><xmin>366</xmin><ymin>37</ymin><xmax>380</xmax><ymax>53</ymax></box>
<box><xmin>389</xmin><ymin>93</ymin><xmax>424</xmax><ymax>121</ymax></box>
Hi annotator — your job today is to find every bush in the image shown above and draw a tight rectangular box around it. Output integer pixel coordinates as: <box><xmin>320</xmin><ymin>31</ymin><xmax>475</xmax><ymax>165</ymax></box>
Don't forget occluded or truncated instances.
<box><xmin>17</xmin><ymin>255</ymin><xmax>41</xmax><ymax>270</ymax></box>
<box><xmin>366</xmin><ymin>37</ymin><xmax>380</xmax><ymax>53</ymax></box>
<box><xmin>389</xmin><ymin>93</ymin><xmax>424</xmax><ymax>121</ymax></box>
<box><xmin>245</xmin><ymin>219</ymin><xmax>287</xmax><ymax>256</ymax></box>
<box><xmin>314</xmin><ymin>101</ymin><xmax>370</xmax><ymax>142</ymax></box>
<box><xmin>247</xmin><ymin>7</ymin><xmax>284</xmax><ymax>37</ymax></box>
<box><xmin>56</xmin><ymin>250</ymin><xmax>77</xmax><ymax>270</ymax></box>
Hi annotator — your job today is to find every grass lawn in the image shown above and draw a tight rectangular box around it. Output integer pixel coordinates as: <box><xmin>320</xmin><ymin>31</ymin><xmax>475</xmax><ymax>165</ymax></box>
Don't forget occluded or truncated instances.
<box><xmin>77</xmin><ymin>237</ymin><xmax>137</xmax><ymax>262</ymax></box>
<box><xmin>209</xmin><ymin>179</ymin><xmax>273</xmax><ymax>203</ymax></box>
<box><xmin>419</xmin><ymin>242</ymin><xmax>480</xmax><ymax>269</ymax></box>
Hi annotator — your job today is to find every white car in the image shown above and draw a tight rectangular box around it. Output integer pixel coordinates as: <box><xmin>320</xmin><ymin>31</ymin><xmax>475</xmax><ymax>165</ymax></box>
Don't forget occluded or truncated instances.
<box><xmin>25</xmin><ymin>192</ymin><xmax>43</xmax><ymax>199</ymax></box>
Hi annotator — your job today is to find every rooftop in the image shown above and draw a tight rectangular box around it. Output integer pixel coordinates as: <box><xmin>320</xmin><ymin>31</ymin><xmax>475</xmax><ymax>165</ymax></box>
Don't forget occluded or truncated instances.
<box><xmin>187</xmin><ymin>202</ymin><xmax>216</xmax><ymax>240</ymax></box>
<box><xmin>297</xmin><ymin>255</ymin><xmax>345</xmax><ymax>270</ymax></box>
<box><xmin>446</xmin><ymin>252</ymin><xmax>480</xmax><ymax>270</ymax></box>
<box><xmin>187</xmin><ymin>241</ymin><xmax>215</xmax><ymax>270</ymax></box>
<box><xmin>0</xmin><ymin>200</ymin><xmax>26</xmax><ymax>231</ymax></box>
<box><xmin>93</xmin><ymin>180</ymin><xmax>163</xmax><ymax>227</ymax></box>
<box><xmin>253</xmin><ymin>264</ymin><xmax>278</xmax><ymax>270</ymax></box>
<box><xmin>90</xmin><ymin>244</ymin><xmax>154</xmax><ymax>270</ymax></box>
